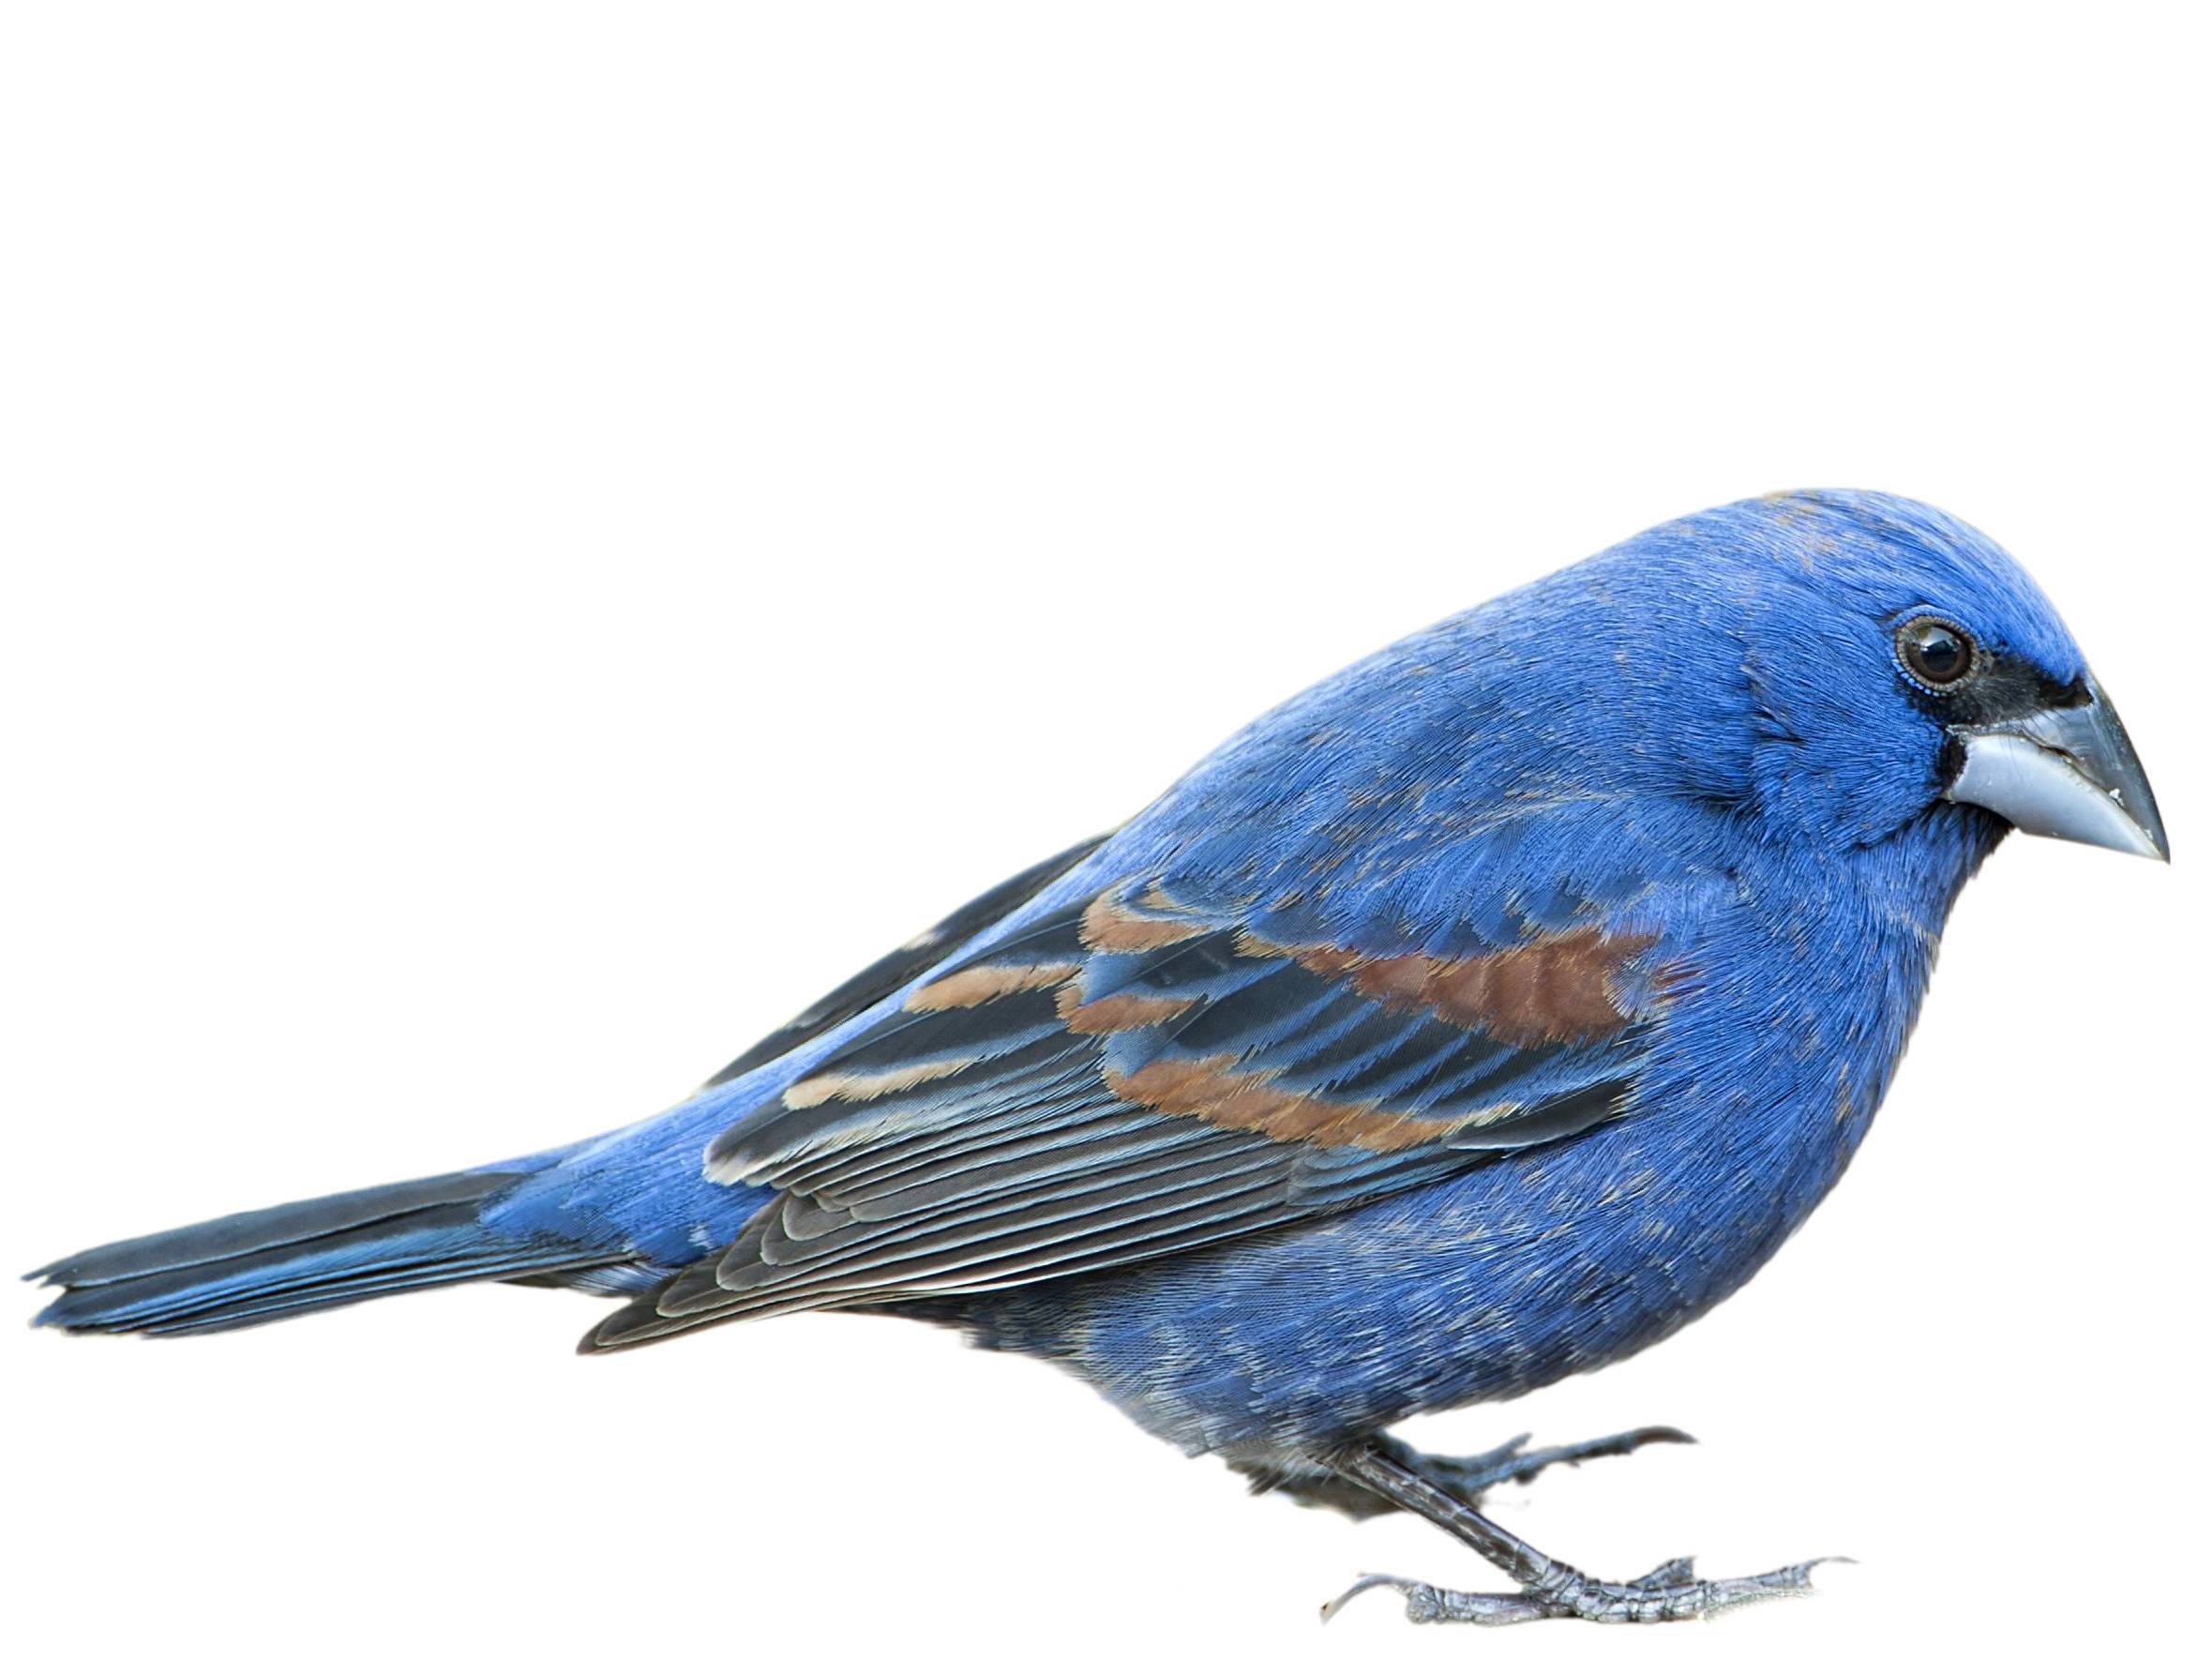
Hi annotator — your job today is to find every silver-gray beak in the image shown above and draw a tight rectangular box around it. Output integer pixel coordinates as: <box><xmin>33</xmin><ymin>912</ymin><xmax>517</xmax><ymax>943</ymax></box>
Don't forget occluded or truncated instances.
<box><xmin>1945</xmin><ymin>675</ymin><xmax>2169</xmax><ymax>860</ymax></box>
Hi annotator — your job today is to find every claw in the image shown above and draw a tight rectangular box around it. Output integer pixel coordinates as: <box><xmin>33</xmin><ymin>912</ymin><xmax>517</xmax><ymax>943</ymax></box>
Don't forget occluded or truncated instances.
<box><xmin>1693</xmin><ymin>1555</ymin><xmax>1854</xmax><ymax>1619</ymax></box>
<box><xmin>1319</xmin><ymin>1574</ymin><xmax>1415</xmax><ymax>1622</ymax></box>
<box><xmin>1567</xmin><ymin>1425</ymin><xmax>1696</xmax><ymax>1459</ymax></box>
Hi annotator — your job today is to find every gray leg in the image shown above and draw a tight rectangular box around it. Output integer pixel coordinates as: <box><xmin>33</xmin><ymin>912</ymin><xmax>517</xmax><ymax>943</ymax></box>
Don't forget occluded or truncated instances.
<box><xmin>1318</xmin><ymin>1439</ymin><xmax>1844</xmax><ymax>1625</ymax></box>
<box><xmin>1247</xmin><ymin>1424</ymin><xmax>1691</xmax><ymax>1520</ymax></box>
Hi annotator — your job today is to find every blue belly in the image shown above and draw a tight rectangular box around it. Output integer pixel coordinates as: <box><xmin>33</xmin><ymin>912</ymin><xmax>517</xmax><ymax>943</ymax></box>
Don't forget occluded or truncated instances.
<box><xmin>916</xmin><ymin>1072</ymin><xmax>1873</xmax><ymax>1457</ymax></box>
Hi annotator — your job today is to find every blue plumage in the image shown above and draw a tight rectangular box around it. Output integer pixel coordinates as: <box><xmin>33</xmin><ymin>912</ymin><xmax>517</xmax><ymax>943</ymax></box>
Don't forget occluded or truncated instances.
<box><xmin>28</xmin><ymin>490</ymin><xmax>2169</xmax><ymax>1624</ymax></box>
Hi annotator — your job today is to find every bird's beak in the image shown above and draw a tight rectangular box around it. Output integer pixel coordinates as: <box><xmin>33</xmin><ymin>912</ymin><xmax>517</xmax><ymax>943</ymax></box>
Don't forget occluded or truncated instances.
<box><xmin>1945</xmin><ymin>675</ymin><xmax>2169</xmax><ymax>860</ymax></box>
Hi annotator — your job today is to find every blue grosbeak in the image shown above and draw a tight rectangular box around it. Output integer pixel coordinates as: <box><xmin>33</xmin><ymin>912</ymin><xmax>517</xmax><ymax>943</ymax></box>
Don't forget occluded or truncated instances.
<box><xmin>30</xmin><ymin>490</ymin><xmax>2168</xmax><ymax>1623</ymax></box>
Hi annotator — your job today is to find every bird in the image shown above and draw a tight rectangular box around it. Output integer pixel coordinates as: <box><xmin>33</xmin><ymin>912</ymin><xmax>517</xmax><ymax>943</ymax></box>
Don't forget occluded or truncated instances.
<box><xmin>28</xmin><ymin>490</ymin><xmax>2169</xmax><ymax>1625</ymax></box>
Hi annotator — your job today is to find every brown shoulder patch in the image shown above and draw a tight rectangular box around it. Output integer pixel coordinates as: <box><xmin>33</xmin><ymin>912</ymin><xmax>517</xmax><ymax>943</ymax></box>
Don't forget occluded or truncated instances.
<box><xmin>1280</xmin><ymin>928</ymin><xmax>1656</xmax><ymax>1048</ymax></box>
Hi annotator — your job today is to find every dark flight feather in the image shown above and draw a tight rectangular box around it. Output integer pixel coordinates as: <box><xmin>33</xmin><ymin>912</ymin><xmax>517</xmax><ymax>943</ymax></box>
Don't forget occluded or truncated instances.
<box><xmin>695</xmin><ymin>834</ymin><xmax>1109</xmax><ymax>1091</ymax></box>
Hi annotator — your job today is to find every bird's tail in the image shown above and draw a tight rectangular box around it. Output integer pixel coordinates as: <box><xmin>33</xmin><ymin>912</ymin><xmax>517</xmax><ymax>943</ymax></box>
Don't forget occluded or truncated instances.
<box><xmin>26</xmin><ymin>1164</ymin><xmax>623</xmax><ymax>1336</ymax></box>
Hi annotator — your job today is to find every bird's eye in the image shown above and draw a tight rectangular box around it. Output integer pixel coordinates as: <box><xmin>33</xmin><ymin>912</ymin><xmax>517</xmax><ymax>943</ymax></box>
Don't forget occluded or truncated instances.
<box><xmin>1896</xmin><ymin>618</ymin><xmax>1976</xmax><ymax>690</ymax></box>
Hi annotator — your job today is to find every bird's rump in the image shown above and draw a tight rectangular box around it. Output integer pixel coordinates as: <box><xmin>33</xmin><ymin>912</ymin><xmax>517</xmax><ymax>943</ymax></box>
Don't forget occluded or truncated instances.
<box><xmin>586</xmin><ymin>867</ymin><xmax>1678</xmax><ymax>1349</ymax></box>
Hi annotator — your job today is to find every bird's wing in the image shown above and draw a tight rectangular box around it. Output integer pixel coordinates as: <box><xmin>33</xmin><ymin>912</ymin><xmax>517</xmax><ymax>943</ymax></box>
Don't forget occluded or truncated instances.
<box><xmin>695</xmin><ymin>834</ymin><xmax>1111</xmax><ymax>1090</ymax></box>
<box><xmin>589</xmin><ymin>864</ymin><xmax>1684</xmax><ymax>1349</ymax></box>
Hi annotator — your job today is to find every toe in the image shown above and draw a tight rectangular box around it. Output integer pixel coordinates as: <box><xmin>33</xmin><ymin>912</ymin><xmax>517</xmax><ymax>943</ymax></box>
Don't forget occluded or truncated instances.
<box><xmin>1629</xmin><ymin>1555</ymin><xmax>1699</xmax><ymax>1591</ymax></box>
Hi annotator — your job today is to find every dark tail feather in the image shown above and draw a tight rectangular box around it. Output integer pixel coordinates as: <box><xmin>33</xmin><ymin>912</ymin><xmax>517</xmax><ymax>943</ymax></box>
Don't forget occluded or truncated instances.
<box><xmin>28</xmin><ymin>1168</ymin><xmax>621</xmax><ymax>1336</ymax></box>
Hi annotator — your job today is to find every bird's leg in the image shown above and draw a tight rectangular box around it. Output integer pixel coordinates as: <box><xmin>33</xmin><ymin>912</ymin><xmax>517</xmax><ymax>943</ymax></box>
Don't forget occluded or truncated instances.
<box><xmin>1318</xmin><ymin>1438</ymin><xmax>1843</xmax><ymax>1625</ymax></box>
<box><xmin>1245</xmin><ymin>1425</ymin><xmax>1690</xmax><ymax>1520</ymax></box>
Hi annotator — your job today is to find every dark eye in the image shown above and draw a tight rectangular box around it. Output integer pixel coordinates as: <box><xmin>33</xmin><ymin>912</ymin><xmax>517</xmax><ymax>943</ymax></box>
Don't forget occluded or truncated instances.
<box><xmin>1896</xmin><ymin>618</ymin><xmax>1976</xmax><ymax>690</ymax></box>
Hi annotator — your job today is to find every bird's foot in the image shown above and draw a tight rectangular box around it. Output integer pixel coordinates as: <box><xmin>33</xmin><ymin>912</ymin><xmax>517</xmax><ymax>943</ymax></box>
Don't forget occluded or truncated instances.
<box><xmin>1249</xmin><ymin>1425</ymin><xmax>1690</xmax><ymax>1519</ymax></box>
<box><xmin>1317</xmin><ymin>1437</ymin><xmax>1844</xmax><ymax>1627</ymax></box>
<box><xmin>1412</xmin><ymin>1424</ymin><xmax>1693</xmax><ymax>1501</ymax></box>
<box><xmin>1323</xmin><ymin>1553</ymin><xmax>1846</xmax><ymax>1625</ymax></box>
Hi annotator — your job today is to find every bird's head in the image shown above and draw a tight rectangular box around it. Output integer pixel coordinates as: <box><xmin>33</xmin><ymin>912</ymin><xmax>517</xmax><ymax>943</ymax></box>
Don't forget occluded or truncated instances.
<box><xmin>1583</xmin><ymin>490</ymin><xmax>2168</xmax><ymax>862</ymax></box>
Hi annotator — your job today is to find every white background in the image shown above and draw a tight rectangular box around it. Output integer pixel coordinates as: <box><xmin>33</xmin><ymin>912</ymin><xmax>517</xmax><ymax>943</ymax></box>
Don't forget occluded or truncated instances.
<box><xmin>4</xmin><ymin>5</ymin><xmax>2206</xmax><ymax>1654</ymax></box>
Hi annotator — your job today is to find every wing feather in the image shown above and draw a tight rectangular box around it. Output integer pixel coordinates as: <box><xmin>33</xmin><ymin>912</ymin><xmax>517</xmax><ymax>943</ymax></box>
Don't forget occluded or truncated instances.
<box><xmin>585</xmin><ymin>867</ymin><xmax>1678</xmax><ymax>1350</ymax></box>
<box><xmin>696</xmin><ymin>835</ymin><xmax>1106</xmax><ymax>1090</ymax></box>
